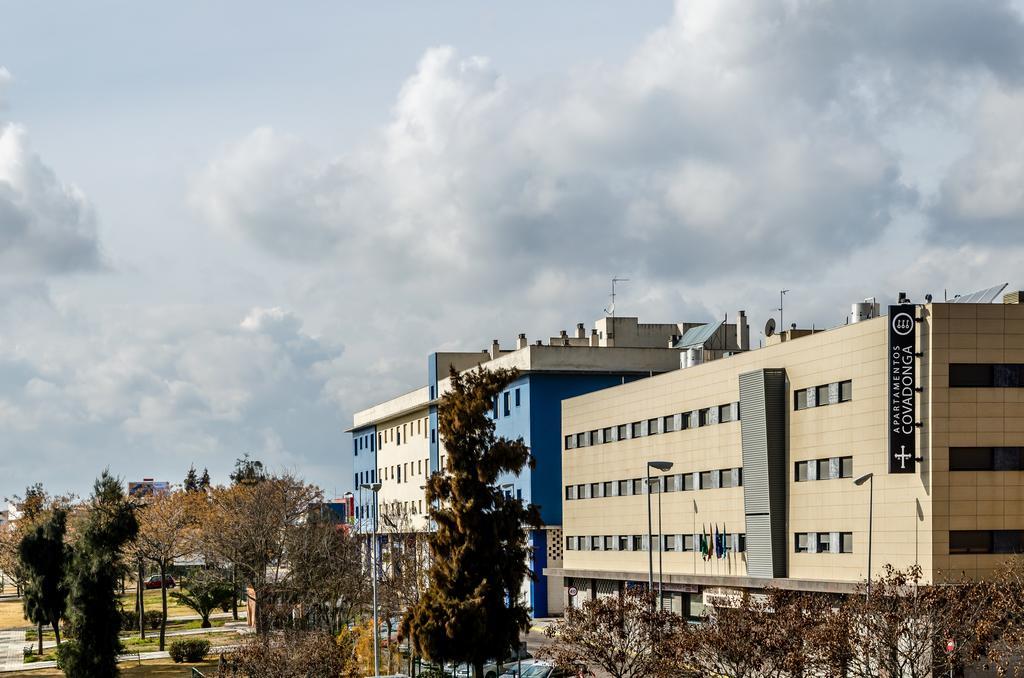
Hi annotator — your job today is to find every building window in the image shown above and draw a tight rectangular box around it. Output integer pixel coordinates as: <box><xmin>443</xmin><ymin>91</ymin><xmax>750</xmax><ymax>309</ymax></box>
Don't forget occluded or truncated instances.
<box><xmin>699</xmin><ymin>470</ymin><xmax>717</xmax><ymax>489</ymax></box>
<box><xmin>682</xmin><ymin>534</ymin><xmax>695</xmax><ymax>552</ymax></box>
<box><xmin>795</xmin><ymin>533</ymin><xmax>809</xmax><ymax>553</ymax></box>
<box><xmin>950</xmin><ymin>364</ymin><xmax>1024</xmax><ymax>388</ymax></box>
<box><xmin>718</xmin><ymin>404</ymin><xmax>733</xmax><ymax>423</ymax></box>
<box><xmin>430</xmin><ymin>429</ymin><xmax>436</xmax><ymax>444</ymax></box>
<box><xmin>617</xmin><ymin>424</ymin><xmax>628</xmax><ymax>440</ymax></box>
<box><xmin>663</xmin><ymin>415</ymin><xmax>675</xmax><ymax>433</ymax></box>
<box><xmin>566</xmin><ymin>536</ymin><xmax>576</xmax><ymax>551</ymax></box>
<box><xmin>664</xmin><ymin>534</ymin><xmax>677</xmax><ymax>552</ymax></box>
<box><xmin>577</xmin><ymin>432</ymin><xmax>588</xmax><ymax>448</ymax></box>
<box><xmin>618</xmin><ymin>536</ymin><xmax>630</xmax><ymax>551</ymax></box>
<box><xmin>795</xmin><ymin>389</ymin><xmax>809</xmax><ymax>410</ymax></box>
<box><xmin>591</xmin><ymin>429</ymin><xmax>601</xmax><ymax>445</ymax></box>
<box><xmin>504</xmin><ymin>392</ymin><xmax>511</xmax><ymax>416</ymax></box>
<box><xmin>647</xmin><ymin>418</ymin><xmax>660</xmax><ymax>435</ymax></box>
<box><xmin>817</xmin><ymin>533</ymin><xmax>831</xmax><ymax>553</ymax></box>
<box><xmin>632</xmin><ymin>422</ymin><xmax>642</xmax><ymax>438</ymax></box>
<box><xmin>839</xmin><ymin>380</ymin><xmax>853</xmax><ymax>402</ymax></box>
<box><xmin>576</xmin><ymin>484</ymin><xmax>586</xmax><ymax>499</ymax></box>
<box><xmin>618</xmin><ymin>479</ymin><xmax>631</xmax><ymax>496</ymax></box>
<box><xmin>950</xmin><ymin>531</ymin><xmax>994</xmax><ymax>554</ymax></box>
<box><xmin>664</xmin><ymin>475</ymin><xmax>678</xmax><ymax>493</ymax></box>
<box><xmin>632</xmin><ymin>535</ymin><xmax>644</xmax><ymax>551</ymax></box>
<box><xmin>591</xmin><ymin>536</ymin><xmax>602</xmax><ymax>551</ymax></box>
<box><xmin>679</xmin><ymin>413</ymin><xmax>689</xmax><ymax>431</ymax></box>
<box><xmin>515</xmin><ymin>388</ymin><xmax>521</xmax><ymax>407</ymax></box>
<box><xmin>951</xmin><ymin>530</ymin><xmax>1024</xmax><ymax>554</ymax></box>
<box><xmin>840</xmin><ymin>533</ymin><xmax>853</xmax><ymax>553</ymax></box>
<box><xmin>698</xmin><ymin>408</ymin><xmax>710</xmax><ymax>427</ymax></box>
<box><xmin>951</xmin><ymin>447</ymin><xmax>1024</xmax><ymax>471</ymax></box>
<box><xmin>632</xmin><ymin>478</ymin><xmax>644</xmax><ymax>495</ymax></box>
<box><xmin>737</xmin><ymin>534</ymin><xmax>747</xmax><ymax>553</ymax></box>
<box><xmin>565</xmin><ymin>486</ymin><xmax>576</xmax><ymax>501</ymax></box>
<box><xmin>816</xmin><ymin>459</ymin><xmax>832</xmax><ymax>481</ymax></box>
<box><xmin>590</xmin><ymin>482</ymin><xmax>601</xmax><ymax>498</ymax></box>
<box><xmin>682</xmin><ymin>474</ymin><xmax>696</xmax><ymax>491</ymax></box>
<box><xmin>565</xmin><ymin>435</ymin><xmax>574</xmax><ymax>450</ymax></box>
<box><xmin>720</xmin><ymin>469</ymin><xmax>739</xmax><ymax>488</ymax></box>
<box><xmin>840</xmin><ymin>457</ymin><xmax>854</xmax><ymax>478</ymax></box>
<box><xmin>492</xmin><ymin>397</ymin><xmax>499</xmax><ymax>418</ymax></box>
<box><xmin>816</xmin><ymin>384</ymin><xmax>830</xmax><ymax>407</ymax></box>
<box><xmin>604</xmin><ymin>536</ymin><xmax>614</xmax><ymax>551</ymax></box>
<box><xmin>603</xmin><ymin>427</ymin><xmax>613</xmax><ymax>442</ymax></box>
<box><xmin>603</xmin><ymin>481</ymin><xmax>613</xmax><ymax>497</ymax></box>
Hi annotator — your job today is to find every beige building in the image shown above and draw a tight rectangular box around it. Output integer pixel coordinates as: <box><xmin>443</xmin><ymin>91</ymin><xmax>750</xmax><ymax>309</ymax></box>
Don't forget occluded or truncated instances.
<box><xmin>549</xmin><ymin>294</ymin><xmax>1024</xmax><ymax>618</ymax></box>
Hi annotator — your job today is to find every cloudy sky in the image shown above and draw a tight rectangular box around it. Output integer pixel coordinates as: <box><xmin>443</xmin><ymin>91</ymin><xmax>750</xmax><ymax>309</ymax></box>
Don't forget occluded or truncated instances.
<box><xmin>2</xmin><ymin>1</ymin><xmax>1024</xmax><ymax>497</ymax></box>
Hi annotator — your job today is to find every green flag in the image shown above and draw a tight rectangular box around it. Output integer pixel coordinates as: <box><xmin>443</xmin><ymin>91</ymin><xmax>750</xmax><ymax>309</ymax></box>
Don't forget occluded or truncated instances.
<box><xmin>699</xmin><ymin>525</ymin><xmax>709</xmax><ymax>561</ymax></box>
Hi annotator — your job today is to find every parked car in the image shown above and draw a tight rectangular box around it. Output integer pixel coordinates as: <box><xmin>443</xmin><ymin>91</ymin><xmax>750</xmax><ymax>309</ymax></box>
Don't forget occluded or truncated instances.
<box><xmin>143</xmin><ymin>574</ymin><xmax>176</xmax><ymax>589</ymax></box>
<box><xmin>500</xmin><ymin>662</ymin><xmax>567</xmax><ymax>678</ymax></box>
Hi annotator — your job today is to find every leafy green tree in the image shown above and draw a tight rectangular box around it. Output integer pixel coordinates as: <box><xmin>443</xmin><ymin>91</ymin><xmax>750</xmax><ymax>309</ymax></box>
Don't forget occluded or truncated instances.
<box><xmin>170</xmin><ymin>575</ymin><xmax>235</xmax><ymax>628</ymax></box>
<box><xmin>60</xmin><ymin>471</ymin><xmax>139</xmax><ymax>678</ymax></box>
<box><xmin>184</xmin><ymin>465</ymin><xmax>200</xmax><ymax>493</ymax></box>
<box><xmin>230</xmin><ymin>454</ymin><xmax>266</xmax><ymax>485</ymax></box>
<box><xmin>19</xmin><ymin>506</ymin><xmax>70</xmax><ymax>650</ymax></box>
<box><xmin>402</xmin><ymin>367</ymin><xmax>542</xmax><ymax>678</ymax></box>
<box><xmin>199</xmin><ymin>468</ymin><xmax>211</xmax><ymax>491</ymax></box>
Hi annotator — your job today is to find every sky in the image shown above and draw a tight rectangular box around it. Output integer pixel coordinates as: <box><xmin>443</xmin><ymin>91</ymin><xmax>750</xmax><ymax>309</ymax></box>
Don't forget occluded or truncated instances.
<box><xmin>2</xmin><ymin>0</ymin><xmax>1024</xmax><ymax>498</ymax></box>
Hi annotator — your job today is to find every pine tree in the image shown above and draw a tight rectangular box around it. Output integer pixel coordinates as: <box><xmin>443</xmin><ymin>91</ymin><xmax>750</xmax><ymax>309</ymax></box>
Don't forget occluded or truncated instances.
<box><xmin>60</xmin><ymin>471</ymin><xmax>139</xmax><ymax>678</ymax></box>
<box><xmin>19</xmin><ymin>507</ymin><xmax>70</xmax><ymax>648</ymax></box>
<box><xmin>402</xmin><ymin>367</ymin><xmax>542</xmax><ymax>678</ymax></box>
<box><xmin>199</xmin><ymin>467</ymin><xmax>211</xmax><ymax>490</ymax></box>
<box><xmin>184</xmin><ymin>465</ymin><xmax>199</xmax><ymax>493</ymax></box>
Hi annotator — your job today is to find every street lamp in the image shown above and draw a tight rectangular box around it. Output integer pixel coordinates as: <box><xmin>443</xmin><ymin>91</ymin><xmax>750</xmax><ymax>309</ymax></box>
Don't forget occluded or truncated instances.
<box><xmin>646</xmin><ymin>461</ymin><xmax>673</xmax><ymax>608</ymax></box>
<box><xmin>361</xmin><ymin>482</ymin><xmax>383</xmax><ymax>678</ymax></box>
<box><xmin>853</xmin><ymin>472</ymin><xmax>874</xmax><ymax>598</ymax></box>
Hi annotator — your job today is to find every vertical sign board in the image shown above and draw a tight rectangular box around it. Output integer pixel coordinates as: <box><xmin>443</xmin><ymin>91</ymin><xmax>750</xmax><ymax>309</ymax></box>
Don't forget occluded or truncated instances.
<box><xmin>888</xmin><ymin>305</ymin><xmax>917</xmax><ymax>473</ymax></box>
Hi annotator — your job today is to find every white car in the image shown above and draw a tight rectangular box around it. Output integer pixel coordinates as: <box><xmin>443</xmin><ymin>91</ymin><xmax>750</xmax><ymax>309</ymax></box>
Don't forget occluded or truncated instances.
<box><xmin>499</xmin><ymin>662</ymin><xmax>568</xmax><ymax>678</ymax></box>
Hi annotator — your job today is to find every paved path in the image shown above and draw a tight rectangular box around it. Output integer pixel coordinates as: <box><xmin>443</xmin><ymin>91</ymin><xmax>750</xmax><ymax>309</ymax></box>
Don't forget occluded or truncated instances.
<box><xmin>0</xmin><ymin>630</ymin><xmax>26</xmax><ymax>671</ymax></box>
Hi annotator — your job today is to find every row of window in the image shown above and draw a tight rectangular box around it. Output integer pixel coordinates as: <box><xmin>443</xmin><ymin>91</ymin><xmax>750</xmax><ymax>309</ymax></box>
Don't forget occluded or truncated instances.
<box><xmin>795</xmin><ymin>456</ymin><xmax>854</xmax><ymax>482</ymax></box>
<box><xmin>492</xmin><ymin>387</ymin><xmax>522</xmax><ymax>418</ymax></box>
<box><xmin>950</xmin><ymin>530</ymin><xmax>1024</xmax><ymax>554</ymax></box>
<box><xmin>794</xmin><ymin>380</ymin><xmax>853</xmax><ymax>411</ymax></box>
<box><xmin>565</xmin><ymin>402</ymin><xmax>741</xmax><ymax>450</ymax></box>
<box><xmin>566</xmin><ymin>533</ymin><xmax>746</xmax><ymax>553</ymax></box>
<box><xmin>377</xmin><ymin>458</ymin><xmax>431</xmax><ymax>485</ymax></box>
<box><xmin>565</xmin><ymin>468</ymin><xmax>743</xmax><ymax>501</ymax></box>
<box><xmin>373</xmin><ymin>417</ymin><xmax>431</xmax><ymax>448</ymax></box>
<box><xmin>353</xmin><ymin>432</ymin><xmax>376</xmax><ymax>456</ymax></box>
<box><xmin>354</xmin><ymin>469</ymin><xmax>376</xmax><ymax>488</ymax></box>
<box><xmin>949</xmin><ymin>363</ymin><xmax>1024</xmax><ymax>388</ymax></box>
<box><xmin>795</xmin><ymin>532</ymin><xmax>854</xmax><ymax>554</ymax></box>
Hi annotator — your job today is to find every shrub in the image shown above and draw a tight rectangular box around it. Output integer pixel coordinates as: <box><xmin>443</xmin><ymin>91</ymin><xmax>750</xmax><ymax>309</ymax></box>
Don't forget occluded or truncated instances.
<box><xmin>119</xmin><ymin>608</ymin><xmax>136</xmax><ymax>632</ymax></box>
<box><xmin>143</xmin><ymin>610</ymin><xmax>164</xmax><ymax>630</ymax></box>
<box><xmin>169</xmin><ymin>638</ymin><xmax>211</xmax><ymax>663</ymax></box>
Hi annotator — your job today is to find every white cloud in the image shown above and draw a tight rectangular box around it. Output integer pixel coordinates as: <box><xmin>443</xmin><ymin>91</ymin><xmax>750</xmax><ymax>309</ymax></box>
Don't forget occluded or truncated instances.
<box><xmin>0</xmin><ymin>116</ymin><xmax>104</xmax><ymax>275</ymax></box>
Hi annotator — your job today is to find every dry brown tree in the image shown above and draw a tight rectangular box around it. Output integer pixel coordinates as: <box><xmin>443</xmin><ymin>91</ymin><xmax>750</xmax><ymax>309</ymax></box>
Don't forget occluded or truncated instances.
<box><xmin>544</xmin><ymin>588</ymin><xmax>684</xmax><ymax>678</ymax></box>
<box><xmin>134</xmin><ymin>489</ymin><xmax>198</xmax><ymax>649</ymax></box>
<box><xmin>199</xmin><ymin>472</ymin><xmax>321</xmax><ymax>634</ymax></box>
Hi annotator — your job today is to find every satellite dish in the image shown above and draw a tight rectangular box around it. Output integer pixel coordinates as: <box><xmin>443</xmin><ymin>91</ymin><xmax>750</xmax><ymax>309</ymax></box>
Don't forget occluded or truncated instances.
<box><xmin>764</xmin><ymin>318</ymin><xmax>776</xmax><ymax>337</ymax></box>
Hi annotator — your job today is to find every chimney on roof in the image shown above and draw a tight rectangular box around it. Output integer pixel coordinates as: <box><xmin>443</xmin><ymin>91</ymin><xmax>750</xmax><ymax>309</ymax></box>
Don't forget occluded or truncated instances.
<box><xmin>576</xmin><ymin>323</ymin><xmax>586</xmax><ymax>339</ymax></box>
<box><xmin>591</xmin><ymin>328</ymin><xmax>599</xmax><ymax>347</ymax></box>
<box><xmin>489</xmin><ymin>339</ymin><xmax>500</xmax><ymax>359</ymax></box>
<box><xmin>737</xmin><ymin>310</ymin><xmax>749</xmax><ymax>351</ymax></box>
<box><xmin>516</xmin><ymin>333</ymin><xmax>528</xmax><ymax>350</ymax></box>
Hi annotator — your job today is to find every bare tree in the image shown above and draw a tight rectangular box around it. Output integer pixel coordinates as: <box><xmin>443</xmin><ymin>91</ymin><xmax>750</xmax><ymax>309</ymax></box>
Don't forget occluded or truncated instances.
<box><xmin>135</xmin><ymin>490</ymin><xmax>197</xmax><ymax>650</ymax></box>
<box><xmin>544</xmin><ymin>588</ymin><xmax>684</xmax><ymax>678</ymax></box>
<box><xmin>199</xmin><ymin>473</ymin><xmax>321</xmax><ymax>634</ymax></box>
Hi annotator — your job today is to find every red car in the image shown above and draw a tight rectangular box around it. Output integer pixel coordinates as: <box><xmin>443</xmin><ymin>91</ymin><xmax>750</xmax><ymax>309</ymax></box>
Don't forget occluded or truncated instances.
<box><xmin>144</xmin><ymin>574</ymin><xmax>176</xmax><ymax>590</ymax></box>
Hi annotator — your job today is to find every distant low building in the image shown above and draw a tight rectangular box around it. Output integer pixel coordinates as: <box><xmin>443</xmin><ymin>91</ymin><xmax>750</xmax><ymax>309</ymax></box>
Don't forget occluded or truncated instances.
<box><xmin>128</xmin><ymin>478</ymin><xmax>171</xmax><ymax>498</ymax></box>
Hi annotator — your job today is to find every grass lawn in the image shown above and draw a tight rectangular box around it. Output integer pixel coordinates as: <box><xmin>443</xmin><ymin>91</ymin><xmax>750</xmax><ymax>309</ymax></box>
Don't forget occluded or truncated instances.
<box><xmin>0</xmin><ymin>599</ymin><xmax>28</xmax><ymax>629</ymax></box>
<box><xmin>25</xmin><ymin>632</ymin><xmax>239</xmax><ymax>664</ymax></box>
<box><xmin>27</xmin><ymin>617</ymin><xmax>230</xmax><ymax>642</ymax></box>
<box><xmin>7</xmin><ymin>657</ymin><xmax>220</xmax><ymax>677</ymax></box>
<box><xmin>117</xmin><ymin>588</ymin><xmax>198</xmax><ymax>619</ymax></box>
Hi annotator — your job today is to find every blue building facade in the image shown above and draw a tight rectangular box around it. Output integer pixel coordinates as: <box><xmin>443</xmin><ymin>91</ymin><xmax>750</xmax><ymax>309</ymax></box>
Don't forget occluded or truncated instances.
<box><xmin>351</xmin><ymin>424</ymin><xmax>377</xmax><ymax>532</ymax></box>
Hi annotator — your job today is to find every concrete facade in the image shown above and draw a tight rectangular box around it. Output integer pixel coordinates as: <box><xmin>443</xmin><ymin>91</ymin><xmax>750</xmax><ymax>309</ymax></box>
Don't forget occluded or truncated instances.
<box><xmin>550</xmin><ymin>300</ymin><xmax>1024</xmax><ymax>618</ymax></box>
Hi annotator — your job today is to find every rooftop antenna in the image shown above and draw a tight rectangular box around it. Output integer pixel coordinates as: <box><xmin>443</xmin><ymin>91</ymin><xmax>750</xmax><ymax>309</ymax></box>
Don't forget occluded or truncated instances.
<box><xmin>777</xmin><ymin>289</ymin><xmax>790</xmax><ymax>330</ymax></box>
<box><xmin>604</xmin><ymin>276</ymin><xmax>630</xmax><ymax>318</ymax></box>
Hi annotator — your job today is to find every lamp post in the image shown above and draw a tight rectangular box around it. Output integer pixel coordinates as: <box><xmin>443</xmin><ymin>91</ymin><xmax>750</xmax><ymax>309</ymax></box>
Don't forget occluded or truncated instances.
<box><xmin>361</xmin><ymin>482</ymin><xmax>383</xmax><ymax>677</ymax></box>
<box><xmin>853</xmin><ymin>472</ymin><xmax>874</xmax><ymax>598</ymax></box>
<box><xmin>646</xmin><ymin>461</ymin><xmax>673</xmax><ymax>609</ymax></box>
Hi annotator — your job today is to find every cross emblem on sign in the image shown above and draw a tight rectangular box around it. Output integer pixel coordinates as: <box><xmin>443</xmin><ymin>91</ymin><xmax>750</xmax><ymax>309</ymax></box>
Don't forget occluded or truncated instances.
<box><xmin>895</xmin><ymin>445</ymin><xmax>912</xmax><ymax>469</ymax></box>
